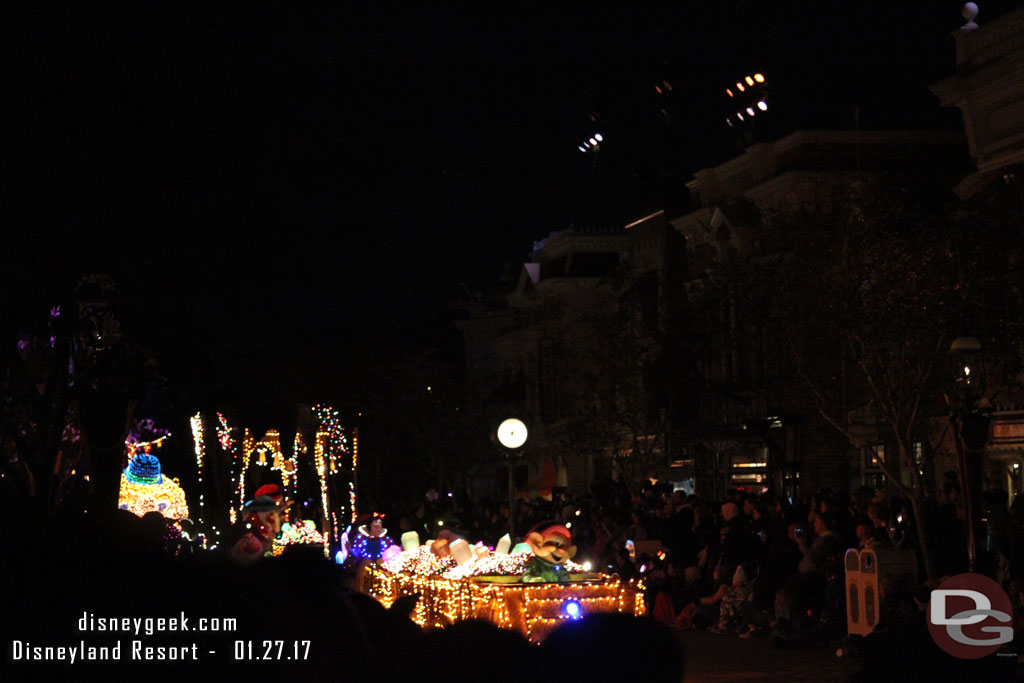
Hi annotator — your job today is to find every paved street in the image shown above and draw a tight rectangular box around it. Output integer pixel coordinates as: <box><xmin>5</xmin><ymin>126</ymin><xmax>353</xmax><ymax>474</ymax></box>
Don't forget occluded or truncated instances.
<box><xmin>678</xmin><ymin>630</ymin><xmax>855</xmax><ymax>683</ymax></box>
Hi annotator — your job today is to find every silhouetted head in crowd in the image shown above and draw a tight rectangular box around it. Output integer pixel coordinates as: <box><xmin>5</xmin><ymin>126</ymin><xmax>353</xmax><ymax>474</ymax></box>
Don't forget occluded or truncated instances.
<box><xmin>539</xmin><ymin>614</ymin><xmax>684</xmax><ymax>683</ymax></box>
<box><xmin>855</xmin><ymin>515</ymin><xmax>874</xmax><ymax>545</ymax></box>
<box><xmin>721</xmin><ymin>501</ymin><xmax>740</xmax><ymax>523</ymax></box>
<box><xmin>407</xmin><ymin>619</ymin><xmax>533</xmax><ymax>682</ymax></box>
<box><xmin>742</xmin><ymin>495</ymin><xmax>756</xmax><ymax>517</ymax></box>
<box><xmin>811</xmin><ymin>510</ymin><xmax>836</xmax><ymax>536</ymax></box>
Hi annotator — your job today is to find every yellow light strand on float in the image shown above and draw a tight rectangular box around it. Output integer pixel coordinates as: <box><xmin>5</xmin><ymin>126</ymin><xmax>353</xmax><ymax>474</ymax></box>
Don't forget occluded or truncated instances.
<box><xmin>118</xmin><ymin>473</ymin><xmax>190</xmax><ymax>521</ymax></box>
<box><xmin>362</xmin><ymin>563</ymin><xmax>645</xmax><ymax>642</ymax></box>
<box><xmin>314</xmin><ymin>431</ymin><xmax>329</xmax><ymax>536</ymax></box>
<box><xmin>290</xmin><ymin>432</ymin><xmax>305</xmax><ymax>520</ymax></box>
<box><xmin>239</xmin><ymin>428</ymin><xmax>255</xmax><ymax>519</ymax></box>
<box><xmin>189</xmin><ymin>414</ymin><xmax>206</xmax><ymax>539</ymax></box>
<box><xmin>351</xmin><ymin>429</ymin><xmax>359</xmax><ymax>523</ymax></box>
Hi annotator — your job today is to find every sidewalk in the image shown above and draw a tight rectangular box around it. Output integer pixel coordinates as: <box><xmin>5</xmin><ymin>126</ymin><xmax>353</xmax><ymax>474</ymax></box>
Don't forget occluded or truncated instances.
<box><xmin>678</xmin><ymin>630</ymin><xmax>856</xmax><ymax>682</ymax></box>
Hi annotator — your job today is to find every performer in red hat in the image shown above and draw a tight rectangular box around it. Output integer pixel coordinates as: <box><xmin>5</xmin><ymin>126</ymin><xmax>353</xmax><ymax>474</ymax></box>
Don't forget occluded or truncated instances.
<box><xmin>242</xmin><ymin>486</ymin><xmax>293</xmax><ymax>554</ymax></box>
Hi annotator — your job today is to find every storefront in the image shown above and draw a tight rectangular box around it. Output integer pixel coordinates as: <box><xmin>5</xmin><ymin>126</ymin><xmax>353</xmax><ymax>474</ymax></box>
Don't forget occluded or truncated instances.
<box><xmin>987</xmin><ymin>410</ymin><xmax>1024</xmax><ymax>505</ymax></box>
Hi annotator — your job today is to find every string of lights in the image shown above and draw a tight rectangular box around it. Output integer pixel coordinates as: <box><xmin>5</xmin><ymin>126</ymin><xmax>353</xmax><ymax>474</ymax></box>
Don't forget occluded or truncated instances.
<box><xmin>222</xmin><ymin>413</ymin><xmax>355</xmax><ymax>534</ymax></box>
<box><xmin>189</xmin><ymin>413</ymin><xmax>206</xmax><ymax>537</ymax></box>
<box><xmin>238</xmin><ymin>428</ymin><xmax>255</xmax><ymax>520</ymax></box>
<box><xmin>124</xmin><ymin>434</ymin><xmax>171</xmax><ymax>457</ymax></box>
<box><xmin>291</xmin><ymin>432</ymin><xmax>306</xmax><ymax>517</ymax></box>
<box><xmin>312</xmin><ymin>404</ymin><xmax>348</xmax><ymax>463</ymax></box>
<box><xmin>351</xmin><ymin>428</ymin><xmax>358</xmax><ymax>523</ymax></box>
<box><xmin>364</xmin><ymin>563</ymin><xmax>644</xmax><ymax>642</ymax></box>
<box><xmin>217</xmin><ymin>413</ymin><xmax>241</xmax><ymax>524</ymax></box>
<box><xmin>313</xmin><ymin>431</ymin><xmax>330</xmax><ymax>535</ymax></box>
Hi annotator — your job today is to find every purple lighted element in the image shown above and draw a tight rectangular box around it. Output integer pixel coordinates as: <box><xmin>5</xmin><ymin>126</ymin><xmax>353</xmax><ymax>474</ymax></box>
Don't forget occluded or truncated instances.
<box><xmin>50</xmin><ymin>335</ymin><xmax>56</xmax><ymax>348</ymax></box>
<box><xmin>17</xmin><ymin>339</ymin><xmax>29</xmax><ymax>352</ymax></box>
<box><xmin>381</xmin><ymin>544</ymin><xmax>402</xmax><ymax>562</ymax></box>
<box><xmin>50</xmin><ymin>305</ymin><xmax>61</xmax><ymax>318</ymax></box>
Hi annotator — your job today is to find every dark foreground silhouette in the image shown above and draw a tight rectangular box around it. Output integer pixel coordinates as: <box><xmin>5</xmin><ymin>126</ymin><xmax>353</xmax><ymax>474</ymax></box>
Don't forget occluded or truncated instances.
<box><xmin>4</xmin><ymin>510</ymin><xmax>686</xmax><ymax>683</ymax></box>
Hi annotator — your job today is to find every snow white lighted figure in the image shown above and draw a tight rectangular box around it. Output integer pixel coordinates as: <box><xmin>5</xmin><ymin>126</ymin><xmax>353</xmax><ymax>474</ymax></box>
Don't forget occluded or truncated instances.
<box><xmin>351</xmin><ymin>513</ymin><xmax>396</xmax><ymax>561</ymax></box>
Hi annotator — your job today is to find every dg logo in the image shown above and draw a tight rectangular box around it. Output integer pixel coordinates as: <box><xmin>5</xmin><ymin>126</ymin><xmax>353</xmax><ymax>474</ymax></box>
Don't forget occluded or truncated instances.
<box><xmin>927</xmin><ymin>573</ymin><xmax>1014</xmax><ymax>659</ymax></box>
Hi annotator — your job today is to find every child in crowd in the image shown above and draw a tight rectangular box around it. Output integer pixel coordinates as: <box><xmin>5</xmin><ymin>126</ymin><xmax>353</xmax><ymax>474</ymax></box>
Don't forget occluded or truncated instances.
<box><xmin>710</xmin><ymin>564</ymin><xmax>753</xmax><ymax>633</ymax></box>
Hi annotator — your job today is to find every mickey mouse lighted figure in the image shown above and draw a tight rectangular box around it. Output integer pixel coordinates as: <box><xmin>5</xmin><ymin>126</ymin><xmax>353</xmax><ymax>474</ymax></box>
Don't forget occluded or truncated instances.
<box><xmin>523</xmin><ymin>524</ymin><xmax>577</xmax><ymax>582</ymax></box>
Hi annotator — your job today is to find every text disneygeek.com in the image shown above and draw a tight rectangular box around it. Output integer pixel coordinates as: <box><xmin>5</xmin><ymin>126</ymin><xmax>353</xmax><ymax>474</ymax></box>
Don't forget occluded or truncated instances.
<box><xmin>7</xmin><ymin>612</ymin><xmax>310</xmax><ymax>664</ymax></box>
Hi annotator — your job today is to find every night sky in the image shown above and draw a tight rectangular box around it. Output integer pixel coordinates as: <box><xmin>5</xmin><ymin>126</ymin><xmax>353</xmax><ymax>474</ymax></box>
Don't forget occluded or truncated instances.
<box><xmin>3</xmin><ymin>2</ymin><xmax>1016</xmax><ymax>413</ymax></box>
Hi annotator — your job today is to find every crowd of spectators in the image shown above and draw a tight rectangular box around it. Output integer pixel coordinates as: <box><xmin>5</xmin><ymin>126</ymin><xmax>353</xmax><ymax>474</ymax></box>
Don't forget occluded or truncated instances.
<box><xmin>375</xmin><ymin>475</ymin><xmax>1024</xmax><ymax>657</ymax></box>
<box><xmin>13</xmin><ymin>473</ymin><xmax>1024</xmax><ymax>681</ymax></box>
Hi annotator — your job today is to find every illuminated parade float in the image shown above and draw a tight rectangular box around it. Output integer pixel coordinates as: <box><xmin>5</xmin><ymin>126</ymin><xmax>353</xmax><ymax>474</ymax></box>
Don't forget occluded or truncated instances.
<box><xmin>363</xmin><ymin>524</ymin><xmax>645</xmax><ymax>643</ymax></box>
<box><xmin>118</xmin><ymin>430</ymin><xmax>191</xmax><ymax>521</ymax></box>
<box><xmin>118</xmin><ymin>452</ymin><xmax>191</xmax><ymax>520</ymax></box>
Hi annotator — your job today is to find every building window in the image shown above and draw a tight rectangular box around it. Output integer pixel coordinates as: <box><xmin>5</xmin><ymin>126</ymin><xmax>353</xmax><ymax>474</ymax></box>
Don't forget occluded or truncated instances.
<box><xmin>864</xmin><ymin>444</ymin><xmax>886</xmax><ymax>489</ymax></box>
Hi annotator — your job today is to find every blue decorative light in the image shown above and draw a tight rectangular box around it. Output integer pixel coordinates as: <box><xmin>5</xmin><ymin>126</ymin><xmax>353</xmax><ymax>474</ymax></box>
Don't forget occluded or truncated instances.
<box><xmin>563</xmin><ymin>600</ymin><xmax>582</xmax><ymax>620</ymax></box>
<box><xmin>351</xmin><ymin>533</ymin><xmax>396</xmax><ymax>561</ymax></box>
<box><xmin>125</xmin><ymin>454</ymin><xmax>163</xmax><ymax>485</ymax></box>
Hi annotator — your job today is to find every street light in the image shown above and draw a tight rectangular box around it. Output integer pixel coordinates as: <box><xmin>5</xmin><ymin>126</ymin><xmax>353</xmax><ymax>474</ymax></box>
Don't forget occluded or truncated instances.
<box><xmin>497</xmin><ymin>418</ymin><xmax>528</xmax><ymax>541</ymax></box>
<box><xmin>949</xmin><ymin>335</ymin><xmax>990</xmax><ymax>573</ymax></box>
<box><xmin>497</xmin><ymin>418</ymin><xmax>528</xmax><ymax>450</ymax></box>
<box><xmin>724</xmin><ymin>72</ymin><xmax>769</xmax><ymax>130</ymax></box>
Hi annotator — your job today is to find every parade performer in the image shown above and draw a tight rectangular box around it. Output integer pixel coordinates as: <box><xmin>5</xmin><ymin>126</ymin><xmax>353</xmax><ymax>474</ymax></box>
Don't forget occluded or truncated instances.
<box><xmin>522</xmin><ymin>523</ymin><xmax>577</xmax><ymax>582</ymax></box>
<box><xmin>351</xmin><ymin>513</ymin><xmax>396</xmax><ymax>561</ymax></box>
<box><xmin>242</xmin><ymin>487</ymin><xmax>293</xmax><ymax>554</ymax></box>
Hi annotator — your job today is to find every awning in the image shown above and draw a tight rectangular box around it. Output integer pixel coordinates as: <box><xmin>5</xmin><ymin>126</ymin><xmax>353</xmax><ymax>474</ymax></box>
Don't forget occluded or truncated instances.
<box><xmin>516</xmin><ymin>460</ymin><xmax>557</xmax><ymax>500</ymax></box>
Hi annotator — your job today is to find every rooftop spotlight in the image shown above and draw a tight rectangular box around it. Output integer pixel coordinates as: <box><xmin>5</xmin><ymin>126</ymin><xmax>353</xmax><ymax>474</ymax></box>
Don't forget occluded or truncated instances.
<box><xmin>594</xmin><ymin>133</ymin><xmax>603</xmax><ymax>142</ymax></box>
<box><xmin>754</xmin><ymin>73</ymin><xmax>765</xmax><ymax>83</ymax></box>
<box><xmin>736</xmin><ymin>82</ymin><xmax>745</xmax><ymax>92</ymax></box>
<box><xmin>757</xmin><ymin>100</ymin><xmax>768</xmax><ymax>111</ymax></box>
<box><xmin>746</xmin><ymin>107</ymin><xmax>755</xmax><ymax>116</ymax></box>
<box><xmin>745</xmin><ymin>76</ymin><xmax>754</xmax><ymax>86</ymax></box>
<box><xmin>726</xmin><ymin>88</ymin><xmax>734</xmax><ymax>97</ymax></box>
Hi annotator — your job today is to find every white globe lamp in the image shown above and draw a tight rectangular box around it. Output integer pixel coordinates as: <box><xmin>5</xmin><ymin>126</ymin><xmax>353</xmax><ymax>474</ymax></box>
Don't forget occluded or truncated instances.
<box><xmin>497</xmin><ymin>418</ymin><xmax>528</xmax><ymax>449</ymax></box>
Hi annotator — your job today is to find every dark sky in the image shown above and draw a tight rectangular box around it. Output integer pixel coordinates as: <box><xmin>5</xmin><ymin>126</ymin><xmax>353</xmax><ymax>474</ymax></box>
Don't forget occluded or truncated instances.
<box><xmin>3</xmin><ymin>2</ymin><xmax>1015</xmax><ymax>411</ymax></box>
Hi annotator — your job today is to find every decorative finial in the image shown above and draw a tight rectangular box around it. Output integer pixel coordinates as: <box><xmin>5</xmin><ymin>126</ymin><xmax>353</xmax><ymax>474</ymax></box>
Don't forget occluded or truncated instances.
<box><xmin>962</xmin><ymin>3</ymin><xmax>979</xmax><ymax>30</ymax></box>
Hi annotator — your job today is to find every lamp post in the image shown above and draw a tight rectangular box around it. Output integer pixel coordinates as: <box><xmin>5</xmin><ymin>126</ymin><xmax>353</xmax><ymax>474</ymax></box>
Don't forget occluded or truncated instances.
<box><xmin>497</xmin><ymin>418</ymin><xmax>528</xmax><ymax>542</ymax></box>
<box><xmin>949</xmin><ymin>335</ymin><xmax>990</xmax><ymax>573</ymax></box>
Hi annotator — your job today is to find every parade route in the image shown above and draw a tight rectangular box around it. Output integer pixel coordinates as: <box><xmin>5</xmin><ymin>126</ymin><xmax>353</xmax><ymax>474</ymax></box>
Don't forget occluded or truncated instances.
<box><xmin>679</xmin><ymin>630</ymin><xmax>855</xmax><ymax>683</ymax></box>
